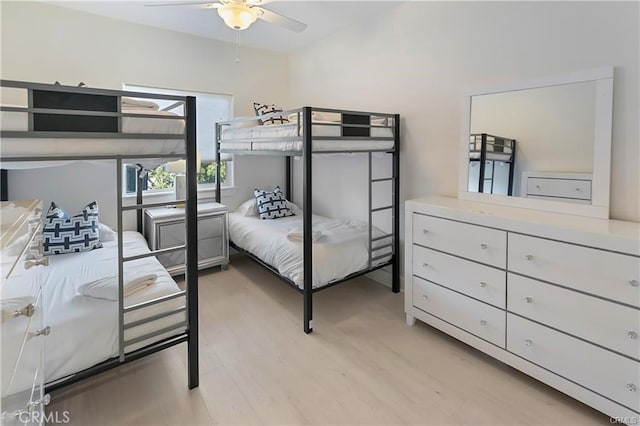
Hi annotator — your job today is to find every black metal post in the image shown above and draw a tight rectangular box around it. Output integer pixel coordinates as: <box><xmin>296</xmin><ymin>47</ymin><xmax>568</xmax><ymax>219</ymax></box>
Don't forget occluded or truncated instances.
<box><xmin>392</xmin><ymin>114</ymin><xmax>400</xmax><ymax>293</ymax></box>
<box><xmin>1</xmin><ymin>169</ymin><xmax>7</xmax><ymax>201</ymax></box>
<box><xmin>302</xmin><ymin>107</ymin><xmax>313</xmax><ymax>334</ymax></box>
<box><xmin>285</xmin><ymin>156</ymin><xmax>292</xmax><ymax>201</ymax></box>
<box><xmin>136</xmin><ymin>166</ymin><xmax>144</xmax><ymax>233</ymax></box>
<box><xmin>185</xmin><ymin>96</ymin><xmax>199</xmax><ymax>389</ymax></box>
<box><xmin>478</xmin><ymin>133</ymin><xmax>487</xmax><ymax>193</ymax></box>
<box><xmin>215</xmin><ymin>123</ymin><xmax>222</xmax><ymax>203</ymax></box>
<box><xmin>508</xmin><ymin>140</ymin><xmax>517</xmax><ymax>196</ymax></box>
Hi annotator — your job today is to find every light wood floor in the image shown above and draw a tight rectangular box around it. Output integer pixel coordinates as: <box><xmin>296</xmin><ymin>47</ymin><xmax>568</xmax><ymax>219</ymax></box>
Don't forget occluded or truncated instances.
<box><xmin>49</xmin><ymin>255</ymin><xmax>608</xmax><ymax>425</ymax></box>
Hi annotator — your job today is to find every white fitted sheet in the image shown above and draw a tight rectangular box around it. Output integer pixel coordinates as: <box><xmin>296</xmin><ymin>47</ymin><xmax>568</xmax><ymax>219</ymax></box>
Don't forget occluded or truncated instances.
<box><xmin>220</xmin><ymin>120</ymin><xmax>394</xmax><ymax>152</ymax></box>
<box><xmin>228</xmin><ymin>213</ymin><xmax>392</xmax><ymax>289</ymax></box>
<box><xmin>1</xmin><ymin>232</ymin><xmax>185</xmax><ymax>394</ymax></box>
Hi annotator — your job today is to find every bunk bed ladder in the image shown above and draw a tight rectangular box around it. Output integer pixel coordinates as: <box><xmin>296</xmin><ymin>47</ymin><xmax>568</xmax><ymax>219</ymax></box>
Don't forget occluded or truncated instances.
<box><xmin>367</xmin><ymin>152</ymin><xmax>396</xmax><ymax>278</ymax></box>
<box><xmin>115</xmin><ymin>97</ymin><xmax>199</xmax><ymax>389</ymax></box>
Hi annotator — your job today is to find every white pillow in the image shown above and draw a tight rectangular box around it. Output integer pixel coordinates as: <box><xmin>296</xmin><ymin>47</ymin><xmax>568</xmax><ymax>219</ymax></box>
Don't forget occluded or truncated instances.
<box><xmin>235</xmin><ymin>198</ymin><xmax>300</xmax><ymax>217</ymax></box>
<box><xmin>99</xmin><ymin>223</ymin><xmax>117</xmax><ymax>242</ymax></box>
<box><xmin>5</xmin><ymin>232</ymin><xmax>32</xmax><ymax>256</ymax></box>
<box><xmin>236</xmin><ymin>199</ymin><xmax>258</xmax><ymax>217</ymax></box>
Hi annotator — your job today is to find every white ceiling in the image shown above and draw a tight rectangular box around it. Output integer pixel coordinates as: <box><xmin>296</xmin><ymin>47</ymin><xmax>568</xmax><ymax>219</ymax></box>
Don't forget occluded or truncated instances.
<box><xmin>47</xmin><ymin>1</ymin><xmax>400</xmax><ymax>53</ymax></box>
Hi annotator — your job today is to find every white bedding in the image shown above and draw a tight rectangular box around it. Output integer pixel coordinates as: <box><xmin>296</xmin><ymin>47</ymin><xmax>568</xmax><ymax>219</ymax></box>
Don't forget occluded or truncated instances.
<box><xmin>469</xmin><ymin>151</ymin><xmax>513</xmax><ymax>161</ymax></box>
<box><xmin>1</xmin><ymin>232</ymin><xmax>186</xmax><ymax>395</ymax></box>
<box><xmin>0</xmin><ymin>107</ymin><xmax>186</xmax><ymax>160</ymax></box>
<box><xmin>220</xmin><ymin>120</ymin><xmax>395</xmax><ymax>153</ymax></box>
<box><xmin>228</xmin><ymin>213</ymin><xmax>392</xmax><ymax>289</ymax></box>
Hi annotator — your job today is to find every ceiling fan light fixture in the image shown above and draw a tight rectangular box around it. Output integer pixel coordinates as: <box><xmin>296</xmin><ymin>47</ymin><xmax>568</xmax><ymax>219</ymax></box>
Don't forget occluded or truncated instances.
<box><xmin>217</xmin><ymin>3</ymin><xmax>258</xmax><ymax>31</ymax></box>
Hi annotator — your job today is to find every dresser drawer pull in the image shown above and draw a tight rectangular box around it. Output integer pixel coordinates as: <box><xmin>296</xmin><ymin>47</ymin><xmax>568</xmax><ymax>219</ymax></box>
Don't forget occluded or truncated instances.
<box><xmin>525</xmin><ymin>297</ymin><xmax>533</xmax><ymax>304</ymax></box>
<box><xmin>480</xmin><ymin>320</ymin><xmax>487</xmax><ymax>326</ymax></box>
<box><xmin>525</xmin><ymin>255</ymin><xmax>534</xmax><ymax>261</ymax></box>
<box><xmin>627</xmin><ymin>384</ymin><xmax>637</xmax><ymax>392</ymax></box>
<box><xmin>422</xmin><ymin>263</ymin><xmax>428</xmax><ymax>268</ymax></box>
<box><xmin>628</xmin><ymin>331</ymin><xmax>638</xmax><ymax>340</ymax></box>
<box><xmin>24</xmin><ymin>257</ymin><xmax>49</xmax><ymax>269</ymax></box>
<box><xmin>421</xmin><ymin>295</ymin><xmax>428</xmax><ymax>301</ymax></box>
<box><xmin>479</xmin><ymin>282</ymin><xmax>487</xmax><ymax>288</ymax></box>
<box><xmin>630</xmin><ymin>280</ymin><xmax>639</xmax><ymax>287</ymax></box>
<box><xmin>480</xmin><ymin>243</ymin><xmax>488</xmax><ymax>250</ymax></box>
<box><xmin>524</xmin><ymin>339</ymin><xmax>532</xmax><ymax>346</ymax></box>
<box><xmin>30</xmin><ymin>326</ymin><xmax>51</xmax><ymax>338</ymax></box>
<box><xmin>422</xmin><ymin>229</ymin><xmax>429</xmax><ymax>235</ymax></box>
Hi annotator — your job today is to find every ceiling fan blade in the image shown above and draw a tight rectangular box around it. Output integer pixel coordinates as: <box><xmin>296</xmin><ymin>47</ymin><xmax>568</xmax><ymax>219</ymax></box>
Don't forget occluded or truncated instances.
<box><xmin>253</xmin><ymin>6</ymin><xmax>307</xmax><ymax>32</ymax></box>
<box><xmin>144</xmin><ymin>2</ymin><xmax>220</xmax><ymax>8</ymax></box>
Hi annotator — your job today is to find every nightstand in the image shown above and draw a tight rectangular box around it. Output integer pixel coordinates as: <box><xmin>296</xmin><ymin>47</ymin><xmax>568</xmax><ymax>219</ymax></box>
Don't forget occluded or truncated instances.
<box><xmin>144</xmin><ymin>202</ymin><xmax>229</xmax><ymax>275</ymax></box>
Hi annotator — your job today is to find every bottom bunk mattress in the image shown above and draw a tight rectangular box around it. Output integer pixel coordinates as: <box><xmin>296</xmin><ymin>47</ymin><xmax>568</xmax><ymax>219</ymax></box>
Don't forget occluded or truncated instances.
<box><xmin>228</xmin><ymin>212</ymin><xmax>392</xmax><ymax>289</ymax></box>
<box><xmin>1</xmin><ymin>232</ymin><xmax>186</xmax><ymax>395</ymax></box>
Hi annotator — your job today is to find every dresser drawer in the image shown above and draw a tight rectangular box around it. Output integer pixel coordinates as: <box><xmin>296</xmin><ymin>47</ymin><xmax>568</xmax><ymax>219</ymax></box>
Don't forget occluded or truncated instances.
<box><xmin>508</xmin><ymin>274</ymin><xmax>640</xmax><ymax>360</ymax></box>
<box><xmin>199</xmin><ymin>214</ymin><xmax>224</xmax><ymax>239</ymax></box>
<box><xmin>508</xmin><ymin>234</ymin><xmax>640</xmax><ymax>308</ymax></box>
<box><xmin>413</xmin><ymin>276</ymin><xmax>505</xmax><ymax>347</ymax></box>
<box><xmin>413</xmin><ymin>214</ymin><xmax>506</xmax><ymax>268</ymax></box>
<box><xmin>413</xmin><ymin>245</ymin><xmax>506</xmax><ymax>308</ymax></box>
<box><xmin>508</xmin><ymin>314</ymin><xmax>640</xmax><ymax>412</ymax></box>
<box><xmin>526</xmin><ymin>177</ymin><xmax>591</xmax><ymax>200</ymax></box>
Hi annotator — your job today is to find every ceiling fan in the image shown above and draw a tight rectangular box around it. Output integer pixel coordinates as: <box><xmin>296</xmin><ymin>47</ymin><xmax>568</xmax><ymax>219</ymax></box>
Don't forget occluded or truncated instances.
<box><xmin>145</xmin><ymin>0</ymin><xmax>307</xmax><ymax>32</ymax></box>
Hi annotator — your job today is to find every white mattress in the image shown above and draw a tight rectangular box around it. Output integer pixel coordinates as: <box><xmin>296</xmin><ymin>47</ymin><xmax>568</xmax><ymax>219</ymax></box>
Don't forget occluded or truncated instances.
<box><xmin>1</xmin><ymin>232</ymin><xmax>186</xmax><ymax>394</ymax></box>
<box><xmin>0</xmin><ymin>108</ymin><xmax>185</xmax><ymax>159</ymax></box>
<box><xmin>228</xmin><ymin>212</ymin><xmax>392</xmax><ymax>289</ymax></box>
<box><xmin>220</xmin><ymin>120</ymin><xmax>394</xmax><ymax>152</ymax></box>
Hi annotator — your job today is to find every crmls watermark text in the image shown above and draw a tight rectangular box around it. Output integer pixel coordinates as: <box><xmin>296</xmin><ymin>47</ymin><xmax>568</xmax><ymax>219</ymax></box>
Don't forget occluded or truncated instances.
<box><xmin>610</xmin><ymin>416</ymin><xmax>639</xmax><ymax>424</ymax></box>
<box><xmin>18</xmin><ymin>410</ymin><xmax>70</xmax><ymax>424</ymax></box>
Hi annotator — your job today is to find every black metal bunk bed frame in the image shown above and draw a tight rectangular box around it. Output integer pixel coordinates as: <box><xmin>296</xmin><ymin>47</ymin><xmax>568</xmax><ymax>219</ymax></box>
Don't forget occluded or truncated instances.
<box><xmin>469</xmin><ymin>133</ymin><xmax>517</xmax><ymax>195</ymax></box>
<box><xmin>0</xmin><ymin>80</ymin><xmax>199</xmax><ymax>392</ymax></box>
<box><xmin>215</xmin><ymin>106</ymin><xmax>400</xmax><ymax>334</ymax></box>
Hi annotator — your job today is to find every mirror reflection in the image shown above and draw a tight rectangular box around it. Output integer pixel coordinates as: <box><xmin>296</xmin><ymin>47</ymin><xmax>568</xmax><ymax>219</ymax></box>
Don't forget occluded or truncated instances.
<box><xmin>468</xmin><ymin>81</ymin><xmax>596</xmax><ymax>204</ymax></box>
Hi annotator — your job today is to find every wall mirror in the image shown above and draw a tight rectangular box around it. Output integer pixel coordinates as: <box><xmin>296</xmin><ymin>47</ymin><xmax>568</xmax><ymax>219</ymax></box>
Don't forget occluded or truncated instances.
<box><xmin>458</xmin><ymin>67</ymin><xmax>614</xmax><ymax>219</ymax></box>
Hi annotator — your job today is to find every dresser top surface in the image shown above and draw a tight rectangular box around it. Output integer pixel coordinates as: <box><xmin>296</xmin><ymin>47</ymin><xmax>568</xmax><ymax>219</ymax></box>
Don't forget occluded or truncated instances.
<box><xmin>407</xmin><ymin>196</ymin><xmax>640</xmax><ymax>254</ymax></box>
<box><xmin>144</xmin><ymin>202</ymin><xmax>227</xmax><ymax>219</ymax></box>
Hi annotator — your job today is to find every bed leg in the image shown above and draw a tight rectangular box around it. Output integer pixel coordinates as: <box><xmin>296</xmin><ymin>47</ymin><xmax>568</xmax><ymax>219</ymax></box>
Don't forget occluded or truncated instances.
<box><xmin>304</xmin><ymin>286</ymin><xmax>313</xmax><ymax>334</ymax></box>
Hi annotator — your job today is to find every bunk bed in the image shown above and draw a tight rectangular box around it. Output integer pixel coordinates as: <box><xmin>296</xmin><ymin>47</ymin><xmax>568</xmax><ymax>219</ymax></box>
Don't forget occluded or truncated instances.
<box><xmin>0</xmin><ymin>80</ymin><xmax>199</xmax><ymax>395</ymax></box>
<box><xmin>215</xmin><ymin>107</ymin><xmax>400</xmax><ymax>334</ymax></box>
<box><xmin>468</xmin><ymin>133</ymin><xmax>516</xmax><ymax>196</ymax></box>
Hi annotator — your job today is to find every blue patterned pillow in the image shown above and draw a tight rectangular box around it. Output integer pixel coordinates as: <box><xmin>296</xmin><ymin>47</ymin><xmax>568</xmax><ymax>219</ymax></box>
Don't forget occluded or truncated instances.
<box><xmin>42</xmin><ymin>201</ymin><xmax>103</xmax><ymax>255</ymax></box>
<box><xmin>254</xmin><ymin>187</ymin><xmax>295</xmax><ymax>220</ymax></box>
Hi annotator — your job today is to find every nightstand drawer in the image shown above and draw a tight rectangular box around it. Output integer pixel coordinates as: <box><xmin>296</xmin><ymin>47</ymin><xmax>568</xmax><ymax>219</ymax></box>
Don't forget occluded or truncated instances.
<box><xmin>199</xmin><ymin>215</ymin><xmax>224</xmax><ymax>239</ymax></box>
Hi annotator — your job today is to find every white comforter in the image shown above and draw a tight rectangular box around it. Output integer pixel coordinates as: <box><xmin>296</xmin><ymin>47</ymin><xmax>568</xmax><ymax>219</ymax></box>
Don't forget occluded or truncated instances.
<box><xmin>1</xmin><ymin>232</ymin><xmax>185</xmax><ymax>395</ymax></box>
<box><xmin>228</xmin><ymin>213</ymin><xmax>392</xmax><ymax>289</ymax></box>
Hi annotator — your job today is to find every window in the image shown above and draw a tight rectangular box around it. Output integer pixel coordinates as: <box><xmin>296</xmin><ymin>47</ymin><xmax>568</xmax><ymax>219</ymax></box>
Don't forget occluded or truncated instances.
<box><xmin>122</xmin><ymin>85</ymin><xmax>233</xmax><ymax>194</ymax></box>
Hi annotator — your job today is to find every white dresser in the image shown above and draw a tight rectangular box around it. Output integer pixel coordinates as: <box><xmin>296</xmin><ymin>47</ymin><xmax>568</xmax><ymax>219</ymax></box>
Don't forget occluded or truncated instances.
<box><xmin>405</xmin><ymin>196</ymin><xmax>640</xmax><ymax>423</ymax></box>
<box><xmin>1</xmin><ymin>200</ymin><xmax>51</xmax><ymax>426</ymax></box>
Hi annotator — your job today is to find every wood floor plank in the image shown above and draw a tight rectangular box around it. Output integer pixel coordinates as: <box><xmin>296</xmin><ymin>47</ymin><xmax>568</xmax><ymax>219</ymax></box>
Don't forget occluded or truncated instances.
<box><xmin>47</xmin><ymin>254</ymin><xmax>608</xmax><ymax>425</ymax></box>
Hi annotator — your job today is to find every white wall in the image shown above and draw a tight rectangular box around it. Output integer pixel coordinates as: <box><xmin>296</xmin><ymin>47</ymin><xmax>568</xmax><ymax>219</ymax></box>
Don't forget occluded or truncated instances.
<box><xmin>470</xmin><ymin>81</ymin><xmax>596</xmax><ymax>196</ymax></box>
<box><xmin>1</xmin><ymin>1</ymin><xmax>290</xmax><ymax>228</ymax></box>
<box><xmin>288</xmin><ymin>1</ymin><xmax>639</xmax><ymax>223</ymax></box>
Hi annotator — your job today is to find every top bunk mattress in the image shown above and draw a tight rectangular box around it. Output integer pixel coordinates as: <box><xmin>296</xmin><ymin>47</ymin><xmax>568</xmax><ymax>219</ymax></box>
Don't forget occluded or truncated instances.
<box><xmin>0</xmin><ymin>108</ymin><xmax>186</xmax><ymax>160</ymax></box>
<box><xmin>220</xmin><ymin>118</ymin><xmax>395</xmax><ymax>153</ymax></box>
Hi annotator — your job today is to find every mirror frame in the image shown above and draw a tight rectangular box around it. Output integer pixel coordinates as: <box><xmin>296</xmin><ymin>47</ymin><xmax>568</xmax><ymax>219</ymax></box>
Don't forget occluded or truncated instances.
<box><xmin>458</xmin><ymin>67</ymin><xmax>614</xmax><ymax>219</ymax></box>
